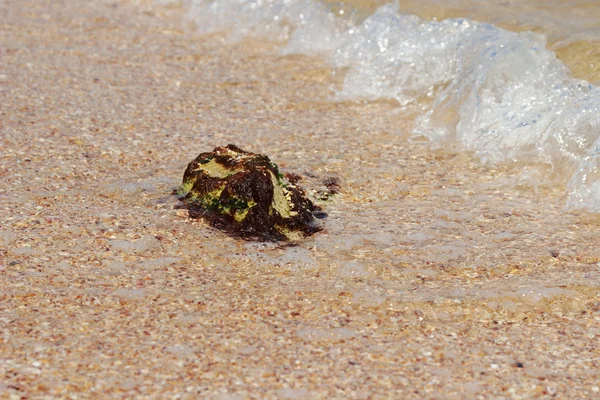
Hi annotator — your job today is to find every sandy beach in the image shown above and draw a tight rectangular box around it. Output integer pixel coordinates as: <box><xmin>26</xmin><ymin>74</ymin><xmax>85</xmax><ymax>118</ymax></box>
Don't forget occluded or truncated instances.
<box><xmin>2</xmin><ymin>0</ymin><xmax>600</xmax><ymax>398</ymax></box>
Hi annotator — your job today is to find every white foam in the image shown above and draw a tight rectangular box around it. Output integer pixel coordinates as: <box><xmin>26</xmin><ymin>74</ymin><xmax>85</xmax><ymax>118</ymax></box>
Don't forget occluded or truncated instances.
<box><xmin>175</xmin><ymin>0</ymin><xmax>600</xmax><ymax>212</ymax></box>
<box><xmin>185</xmin><ymin>0</ymin><xmax>347</xmax><ymax>53</ymax></box>
<box><xmin>332</xmin><ymin>8</ymin><xmax>478</xmax><ymax>105</ymax></box>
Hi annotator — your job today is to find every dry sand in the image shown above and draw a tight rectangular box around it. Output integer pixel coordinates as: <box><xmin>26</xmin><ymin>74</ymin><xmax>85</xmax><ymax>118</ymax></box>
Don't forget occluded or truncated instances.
<box><xmin>2</xmin><ymin>0</ymin><xmax>600</xmax><ymax>398</ymax></box>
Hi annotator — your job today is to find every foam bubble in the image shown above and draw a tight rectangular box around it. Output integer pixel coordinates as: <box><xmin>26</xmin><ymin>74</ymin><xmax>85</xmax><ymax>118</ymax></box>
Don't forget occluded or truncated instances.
<box><xmin>336</xmin><ymin>5</ymin><xmax>600</xmax><ymax>212</ymax></box>
<box><xmin>332</xmin><ymin>7</ymin><xmax>478</xmax><ymax>105</ymax></box>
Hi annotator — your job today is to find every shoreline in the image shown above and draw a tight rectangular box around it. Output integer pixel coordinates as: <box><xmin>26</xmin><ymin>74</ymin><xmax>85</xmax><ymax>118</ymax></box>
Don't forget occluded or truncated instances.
<box><xmin>2</xmin><ymin>1</ymin><xmax>600</xmax><ymax>398</ymax></box>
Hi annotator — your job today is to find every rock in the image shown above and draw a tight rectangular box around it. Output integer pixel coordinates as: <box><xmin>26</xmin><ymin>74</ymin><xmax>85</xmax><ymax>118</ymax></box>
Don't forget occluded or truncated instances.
<box><xmin>177</xmin><ymin>144</ymin><xmax>322</xmax><ymax>241</ymax></box>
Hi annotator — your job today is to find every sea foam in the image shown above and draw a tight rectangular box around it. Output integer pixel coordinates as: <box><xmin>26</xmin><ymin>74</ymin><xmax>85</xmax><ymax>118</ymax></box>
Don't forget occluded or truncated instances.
<box><xmin>179</xmin><ymin>0</ymin><xmax>600</xmax><ymax>212</ymax></box>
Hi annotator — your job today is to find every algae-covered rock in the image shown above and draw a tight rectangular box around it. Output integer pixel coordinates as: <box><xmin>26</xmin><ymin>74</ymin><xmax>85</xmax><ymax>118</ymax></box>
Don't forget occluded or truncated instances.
<box><xmin>177</xmin><ymin>144</ymin><xmax>323</xmax><ymax>241</ymax></box>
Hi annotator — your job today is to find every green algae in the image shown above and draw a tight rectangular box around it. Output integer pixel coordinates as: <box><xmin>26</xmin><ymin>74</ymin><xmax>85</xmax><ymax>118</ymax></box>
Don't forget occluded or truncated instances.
<box><xmin>177</xmin><ymin>144</ymin><xmax>324</xmax><ymax>241</ymax></box>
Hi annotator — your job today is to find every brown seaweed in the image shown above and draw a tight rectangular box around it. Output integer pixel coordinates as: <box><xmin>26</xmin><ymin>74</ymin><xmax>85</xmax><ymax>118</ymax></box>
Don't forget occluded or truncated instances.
<box><xmin>177</xmin><ymin>144</ymin><xmax>324</xmax><ymax>241</ymax></box>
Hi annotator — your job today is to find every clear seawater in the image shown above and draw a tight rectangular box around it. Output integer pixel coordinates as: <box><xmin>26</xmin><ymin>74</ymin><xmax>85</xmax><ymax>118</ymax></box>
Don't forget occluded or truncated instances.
<box><xmin>160</xmin><ymin>0</ymin><xmax>600</xmax><ymax>213</ymax></box>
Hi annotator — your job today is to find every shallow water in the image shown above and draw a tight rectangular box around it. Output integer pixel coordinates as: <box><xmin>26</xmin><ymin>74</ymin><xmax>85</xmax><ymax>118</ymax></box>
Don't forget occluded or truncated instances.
<box><xmin>144</xmin><ymin>0</ymin><xmax>600</xmax><ymax>309</ymax></box>
<box><xmin>168</xmin><ymin>0</ymin><xmax>600</xmax><ymax>213</ymax></box>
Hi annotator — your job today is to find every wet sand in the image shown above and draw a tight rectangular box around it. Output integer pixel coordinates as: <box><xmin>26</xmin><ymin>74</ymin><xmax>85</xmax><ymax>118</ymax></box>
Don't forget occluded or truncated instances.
<box><xmin>2</xmin><ymin>0</ymin><xmax>600</xmax><ymax>398</ymax></box>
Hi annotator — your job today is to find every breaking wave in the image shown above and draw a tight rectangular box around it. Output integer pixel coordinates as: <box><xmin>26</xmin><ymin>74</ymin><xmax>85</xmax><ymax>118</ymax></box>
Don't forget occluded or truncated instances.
<box><xmin>168</xmin><ymin>0</ymin><xmax>600</xmax><ymax>212</ymax></box>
